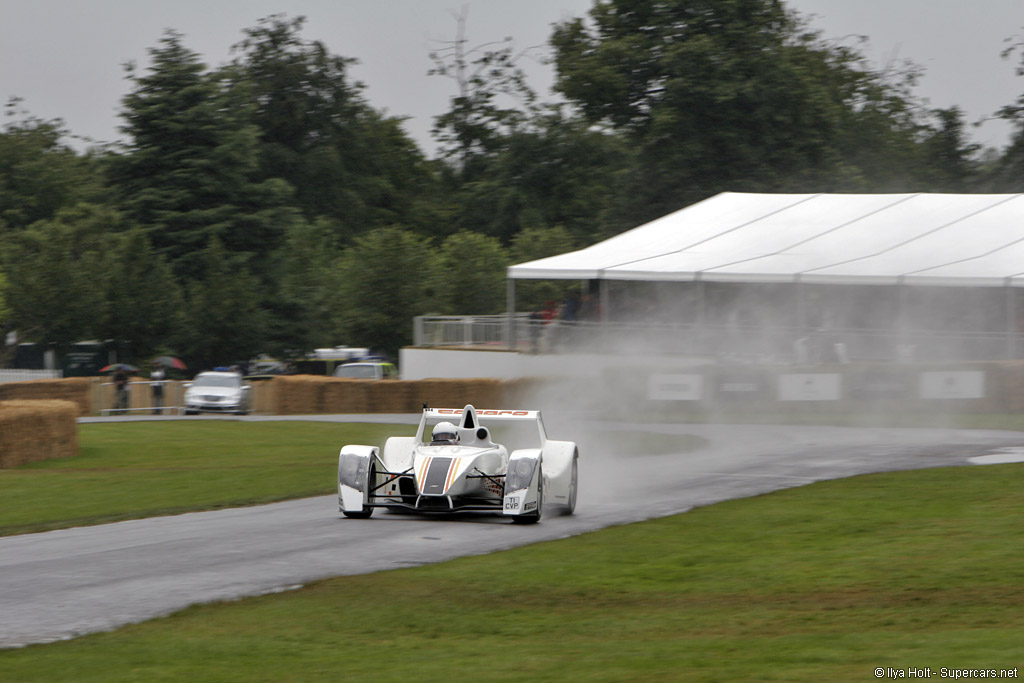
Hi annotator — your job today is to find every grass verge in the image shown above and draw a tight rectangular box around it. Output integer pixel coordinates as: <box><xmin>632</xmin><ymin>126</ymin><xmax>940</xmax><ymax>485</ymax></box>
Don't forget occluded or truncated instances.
<box><xmin>1</xmin><ymin>462</ymin><xmax>1022</xmax><ymax>680</ymax></box>
<box><xmin>0</xmin><ymin>421</ymin><xmax>410</xmax><ymax>536</ymax></box>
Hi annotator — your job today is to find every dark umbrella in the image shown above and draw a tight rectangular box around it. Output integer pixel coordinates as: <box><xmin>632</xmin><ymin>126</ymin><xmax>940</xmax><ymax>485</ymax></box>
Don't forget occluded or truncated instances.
<box><xmin>99</xmin><ymin>363</ymin><xmax>139</xmax><ymax>373</ymax></box>
<box><xmin>151</xmin><ymin>356</ymin><xmax>187</xmax><ymax>370</ymax></box>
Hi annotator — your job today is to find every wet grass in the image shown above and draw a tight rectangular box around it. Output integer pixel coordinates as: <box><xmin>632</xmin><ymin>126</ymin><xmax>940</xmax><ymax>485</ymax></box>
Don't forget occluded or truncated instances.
<box><xmin>0</xmin><ymin>421</ymin><xmax>412</xmax><ymax>536</ymax></box>
<box><xmin>1</xmin><ymin>462</ymin><xmax>1022</xmax><ymax>680</ymax></box>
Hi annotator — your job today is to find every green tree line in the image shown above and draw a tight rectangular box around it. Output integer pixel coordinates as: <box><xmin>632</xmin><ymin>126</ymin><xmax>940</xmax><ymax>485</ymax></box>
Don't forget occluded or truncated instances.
<box><xmin>1</xmin><ymin>2</ymin><xmax>1022</xmax><ymax>371</ymax></box>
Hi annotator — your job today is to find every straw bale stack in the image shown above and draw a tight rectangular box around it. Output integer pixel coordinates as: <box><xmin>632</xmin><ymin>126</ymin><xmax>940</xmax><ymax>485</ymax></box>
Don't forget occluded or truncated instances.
<box><xmin>322</xmin><ymin>378</ymin><xmax>375</xmax><ymax>413</ymax></box>
<box><xmin>408</xmin><ymin>379</ymin><xmax>504</xmax><ymax>410</ymax></box>
<box><xmin>369</xmin><ymin>380</ymin><xmax>419</xmax><ymax>413</ymax></box>
<box><xmin>0</xmin><ymin>400</ymin><xmax>79</xmax><ymax>468</ymax></box>
<box><xmin>269</xmin><ymin>375</ymin><xmax>327</xmax><ymax>414</ymax></box>
<box><xmin>499</xmin><ymin>378</ymin><xmax>546</xmax><ymax>407</ymax></box>
<box><xmin>0</xmin><ymin>378</ymin><xmax>93</xmax><ymax>416</ymax></box>
<box><xmin>266</xmin><ymin>376</ymin><xmax>541</xmax><ymax>414</ymax></box>
<box><xmin>249</xmin><ymin>380</ymin><xmax>276</xmax><ymax>414</ymax></box>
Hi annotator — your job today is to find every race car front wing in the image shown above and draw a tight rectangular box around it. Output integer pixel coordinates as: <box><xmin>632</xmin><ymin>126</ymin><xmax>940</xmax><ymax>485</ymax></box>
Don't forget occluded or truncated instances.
<box><xmin>339</xmin><ymin>448</ymin><xmax>542</xmax><ymax>518</ymax></box>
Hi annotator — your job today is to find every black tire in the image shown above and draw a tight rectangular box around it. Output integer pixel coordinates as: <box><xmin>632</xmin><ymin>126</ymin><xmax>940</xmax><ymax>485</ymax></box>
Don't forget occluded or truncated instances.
<box><xmin>561</xmin><ymin>455</ymin><xmax>578</xmax><ymax>516</ymax></box>
<box><xmin>342</xmin><ymin>461</ymin><xmax>375</xmax><ymax>519</ymax></box>
<box><xmin>512</xmin><ymin>465</ymin><xmax>543</xmax><ymax>524</ymax></box>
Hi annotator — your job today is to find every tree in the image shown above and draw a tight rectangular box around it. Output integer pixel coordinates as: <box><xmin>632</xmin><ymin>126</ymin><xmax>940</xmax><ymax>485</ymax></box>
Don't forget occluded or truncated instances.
<box><xmin>0</xmin><ymin>100</ymin><xmax>107</xmax><ymax>232</ymax></box>
<box><xmin>0</xmin><ymin>266</ymin><xmax>9</xmax><ymax>324</ymax></box>
<box><xmin>440</xmin><ymin>110</ymin><xmax>629</xmax><ymax>243</ymax></box>
<box><xmin>508</xmin><ymin>225</ymin><xmax>578</xmax><ymax>311</ymax></box>
<box><xmin>109</xmin><ymin>30</ymin><xmax>292</xmax><ymax>279</ymax></box>
<box><xmin>429</xmin><ymin>7</ymin><xmax>539</xmax><ymax>173</ymax></box>
<box><xmin>428</xmin><ymin>15</ymin><xmax>628</xmax><ymax>244</ymax></box>
<box><xmin>550</xmin><ymin>0</ymin><xmax>934</xmax><ymax>221</ymax></box>
<box><xmin>919</xmin><ymin>107</ymin><xmax>981</xmax><ymax>192</ymax></box>
<box><xmin>99</xmin><ymin>228</ymin><xmax>184</xmax><ymax>363</ymax></box>
<box><xmin>0</xmin><ymin>267</ymin><xmax>10</xmax><ymax>367</ymax></box>
<box><xmin>267</xmin><ymin>216</ymin><xmax>343</xmax><ymax>355</ymax></box>
<box><xmin>333</xmin><ymin>227</ymin><xmax>439</xmax><ymax>357</ymax></box>
<box><xmin>432</xmin><ymin>231</ymin><xmax>509</xmax><ymax>315</ymax></box>
<box><xmin>986</xmin><ymin>38</ymin><xmax>1024</xmax><ymax>191</ymax></box>
<box><xmin>0</xmin><ymin>204</ymin><xmax>115</xmax><ymax>346</ymax></box>
<box><xmin>176</xmin><ymin>237</ymin><xmax>267</xmax><ymax>370</ymax></box>
<box><xmin>227</xmin><ymin>15</ymin><xmax>437</xmax><ymax>241</ymax></box>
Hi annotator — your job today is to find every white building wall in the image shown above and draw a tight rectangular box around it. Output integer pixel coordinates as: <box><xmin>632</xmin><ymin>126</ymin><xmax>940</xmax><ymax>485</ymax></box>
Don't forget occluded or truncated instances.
<box><xmin>398</xmin><ymin>347</ymin><xmax>708</xmax><ymax>380</ymax></box>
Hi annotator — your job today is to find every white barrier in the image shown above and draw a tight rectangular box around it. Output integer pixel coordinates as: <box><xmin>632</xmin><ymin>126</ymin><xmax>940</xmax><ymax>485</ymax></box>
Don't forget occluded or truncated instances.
<box><xmin>0</xmin><ymin>369</ymin><xmax>63</xmax><ymax>384</ymax></box>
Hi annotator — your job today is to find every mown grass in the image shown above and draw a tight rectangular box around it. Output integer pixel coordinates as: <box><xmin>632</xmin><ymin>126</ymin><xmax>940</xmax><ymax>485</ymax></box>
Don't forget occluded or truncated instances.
<box><xmin>0</xmin><ymin>421</ymin><xmax>411</xmax><ymax>536</ymax></box>
<box><xmin>2</xmin><ymin>462</ymin><xmax>1022</xmax><ymax>681</ymax></box>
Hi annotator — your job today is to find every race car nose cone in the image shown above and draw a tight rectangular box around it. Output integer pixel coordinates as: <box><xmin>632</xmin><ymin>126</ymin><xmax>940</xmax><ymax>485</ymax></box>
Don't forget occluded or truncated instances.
<box><xmin>419</xmin><ymin>456</ymin><xmax>454</xmax><ymax>495</ymax></box>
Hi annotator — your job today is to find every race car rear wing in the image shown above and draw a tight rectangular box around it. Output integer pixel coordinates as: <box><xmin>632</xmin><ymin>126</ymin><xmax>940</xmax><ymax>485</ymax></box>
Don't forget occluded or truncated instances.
<box><xmin>419</xmin><ymin>405</ymin><xmax>548</xmax><ymax>444</ymax></box>
<box><xmin>426</xmin><ymin>407</ymin><xmax>539</xmax><ymax>421</ymax></box>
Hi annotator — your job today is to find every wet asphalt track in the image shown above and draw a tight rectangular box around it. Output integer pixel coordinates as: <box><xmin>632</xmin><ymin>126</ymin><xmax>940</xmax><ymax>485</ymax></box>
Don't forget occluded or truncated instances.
<box><xmin>1</xmin><ymin>414</ymin><xmax>1022</xmax><ymax>648</ymax></box>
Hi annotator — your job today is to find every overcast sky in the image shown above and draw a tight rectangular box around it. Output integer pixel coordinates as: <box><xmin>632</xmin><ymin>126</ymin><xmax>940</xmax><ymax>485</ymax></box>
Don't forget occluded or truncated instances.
<box><xmin>2</xmin><ymin>0</ymin><xmax>1021</xmax><ymax>156</ymax></box>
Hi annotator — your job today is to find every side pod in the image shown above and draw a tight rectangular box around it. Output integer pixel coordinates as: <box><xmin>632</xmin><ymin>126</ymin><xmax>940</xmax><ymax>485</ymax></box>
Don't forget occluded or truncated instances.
<box><xmin>338</xmin><ymin>445</ymin><xmax>378</xmax><ymax>515</ymax></box>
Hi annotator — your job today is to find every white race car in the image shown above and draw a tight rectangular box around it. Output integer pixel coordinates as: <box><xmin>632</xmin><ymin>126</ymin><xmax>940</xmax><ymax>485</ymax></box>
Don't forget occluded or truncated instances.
<box><xmin>337</xmin><ymin>404</ymin><xmax>578</xmax><ymax>523</ymax></box>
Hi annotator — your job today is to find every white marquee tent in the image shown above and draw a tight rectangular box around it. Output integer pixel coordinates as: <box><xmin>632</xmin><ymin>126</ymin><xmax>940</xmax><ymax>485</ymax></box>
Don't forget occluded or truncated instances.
<box><xmin>508</xmin><ymin>192</ymin><xmax>1024</xmax><ymax>287</ymax></box>
<box><xmin>499</xmin><ymin>192</ymin><xmax>1024</xmax><ymax>361</ymax></box>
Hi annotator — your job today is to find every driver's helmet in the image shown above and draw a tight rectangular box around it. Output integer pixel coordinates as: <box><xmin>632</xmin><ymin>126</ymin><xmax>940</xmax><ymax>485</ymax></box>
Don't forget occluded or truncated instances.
<box><xmin>431</xmin><ymin>421</ymin><xmax>459</xmax><ymax>444</ymax></box>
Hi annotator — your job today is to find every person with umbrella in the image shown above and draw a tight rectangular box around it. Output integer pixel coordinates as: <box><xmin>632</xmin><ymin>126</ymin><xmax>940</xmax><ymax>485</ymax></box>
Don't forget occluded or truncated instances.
<box><xmin>100</xmin><ymin>363</ymin><xmax>139</xmax><ymax>413</ymax></box>
<box><xmin>149</xmin><ymin>365</ymin><xmax>166</xmax><ymax>414</ymax></box>
<box><xmin>113</xmin><ymin>367</ymin><xmax>130</xmax><ymax>413</ymax></box>
<box><xmin>148</xmin><ymin>357</ymin><xmax>185</xmax><ymax>415</ymax></box>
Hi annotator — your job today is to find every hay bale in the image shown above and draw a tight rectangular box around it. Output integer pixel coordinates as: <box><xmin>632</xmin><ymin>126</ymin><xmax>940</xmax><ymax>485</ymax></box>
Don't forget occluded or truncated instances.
<box><xmin>396</xmin><ymin>379</ymin><xmax>506</xmax><ymax>413</ymax></box>
<box><xmin>0</xmin><ymin>378</ymin><xmax>93</xmax><ymax>416</ymax></box>
<box><xmin>369</xmin><ymin>381</ymin><xmax>418</xmax><ymax>413</ymax></box>
<box><xmin>249</xmin><ymin>380</ymin><xmax>276</xmax><ymax>415</ymax></box>
<box><xmin>271</xmin><ymin>375</ymin><xmax>328</xmax><ymax>414</ymax></box>
<box><xmin>0</xmin><ymin>400</ymin><xmax>79</xmax><ymax>468</ymax></box>
<box><xmin>322</xmin><ymin>378</ymin><xmax>374</xmax><ymax>413</ymax></box>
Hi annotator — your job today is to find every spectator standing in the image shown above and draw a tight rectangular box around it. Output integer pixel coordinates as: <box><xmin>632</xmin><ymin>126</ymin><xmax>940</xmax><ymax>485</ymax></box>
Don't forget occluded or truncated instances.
<box><xmin>113</xmin><ymin>368</ymin><xmax>129</xmax><ymax>413</ymax></box>
<box><xmin>150</xmin><ymin>366</ymin><xmax>166</xmax><ymax>415</ymax></box>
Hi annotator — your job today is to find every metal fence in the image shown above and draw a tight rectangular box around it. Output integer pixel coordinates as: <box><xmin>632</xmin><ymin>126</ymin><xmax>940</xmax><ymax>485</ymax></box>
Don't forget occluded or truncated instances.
<box><xmin>96</xmin><ymin>380</ymin><xmax>184</xmax><ymax>416</ymax></box>
<box><xmin>412</xmin><ymin>315</ymin><xmax>1024</xmax><ymax>363</ymax></box>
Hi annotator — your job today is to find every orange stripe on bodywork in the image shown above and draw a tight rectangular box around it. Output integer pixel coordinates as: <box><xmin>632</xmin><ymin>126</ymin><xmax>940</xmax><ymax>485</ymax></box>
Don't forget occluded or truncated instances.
<box><xmin>444</xmin><ymin>458</ymin><xmax>460</xmax><ymax>492</ymax></box>
<box><xmin>417</xmin><ymin>456</ymin><xmax>431</xmax><ymax>491</ymax></box>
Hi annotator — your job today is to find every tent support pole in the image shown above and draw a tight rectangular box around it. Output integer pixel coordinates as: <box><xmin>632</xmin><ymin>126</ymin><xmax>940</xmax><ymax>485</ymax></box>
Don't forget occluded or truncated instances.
<box><xmin>696</xmin><ymin>279</ymin><xmax>706</xmax><ymax>356</ymax></box>
<box><xmin>899</xmin><ymin>283</ymin><xmax>910</xmax><ymax>362</ymax></box>
<box><xmin>1007</xmin><ymin>285</ymin><xmax>1016</xmax><ymax>360</ymax></box>
<box><xmin>507</xmin><ymin>278</ymin><xmax>516</xmax><ymax>352</ymax></box>
<box><xmin>599</xmin><ymin>278</ymin><xmax>609</xmax><ymax>323</ymax></box>
<box><xmin>795</xmin><ymin>281</ymin><xmax>805</xmax><ymax>330</ymax></box>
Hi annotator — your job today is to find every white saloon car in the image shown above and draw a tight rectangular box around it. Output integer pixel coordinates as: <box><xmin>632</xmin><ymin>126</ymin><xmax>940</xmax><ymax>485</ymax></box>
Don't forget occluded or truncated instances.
<box><xmin>338</xmin><ymin>404</ymin><xmax>579</xmax><ymax>523</ymax></box>
<box><xmin>182</xmin><ymin>371</ymin><xmax>252</xmax><ymax>415</ymax></box>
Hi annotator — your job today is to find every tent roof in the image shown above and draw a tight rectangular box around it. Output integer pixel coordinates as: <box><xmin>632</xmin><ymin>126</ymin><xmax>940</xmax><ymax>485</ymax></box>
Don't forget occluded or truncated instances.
<box><xmin>507</xmin><ymin>192</ymin><xmax>1024</xmax><ymax>287</ymax></box>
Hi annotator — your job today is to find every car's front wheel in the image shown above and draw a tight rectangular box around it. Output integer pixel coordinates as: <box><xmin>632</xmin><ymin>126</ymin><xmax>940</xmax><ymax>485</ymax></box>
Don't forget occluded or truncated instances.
<box><xmin>561</xmin><ymin>455</ymin><xmax>578</xmax><ymax>516</ymax></box>
<box><xmin>342</xmin><ymin>461</ymin><xmax>375</xmax><ymax>519</ymax></box>
<box><xmin>512</xmin><ymin>465</ymin><xmax>543</xmax><ymax>525</ymax></box>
